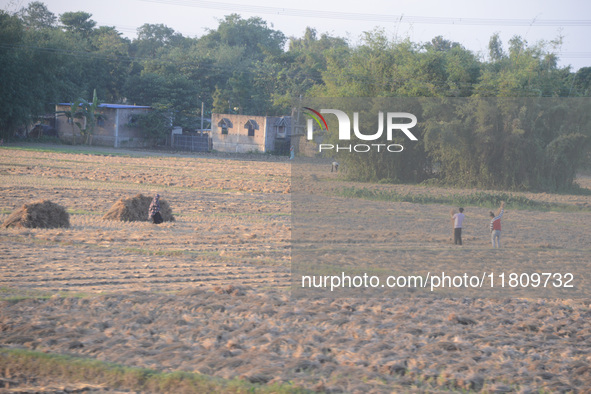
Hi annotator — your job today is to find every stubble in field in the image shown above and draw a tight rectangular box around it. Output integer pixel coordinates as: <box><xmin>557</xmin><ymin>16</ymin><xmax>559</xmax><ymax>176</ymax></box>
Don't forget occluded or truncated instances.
<box><xmin>1</xmin><ymin>146</ymin><xmax>591</xmax><ymax>392</ymax></box>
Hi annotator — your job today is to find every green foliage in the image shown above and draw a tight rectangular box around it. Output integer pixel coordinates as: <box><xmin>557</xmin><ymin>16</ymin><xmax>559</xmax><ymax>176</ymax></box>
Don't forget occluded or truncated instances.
<box><xmin>18</xmin><ymin>1</ymin><xmax>56</xmax><ymax>30</ymax></box>
<box><xmin>572</xmin><ymin>67</ymin><xmax>591</xmax><ymax>96</ymax></box>
<box><xmin>131</xmin><ymin>23</ymin><xmax>187</xmax><ymax>58</ymax></box>
<box><xmin>316</xmin><ymin>97</ymin><xmax>430</xmax><ymax>183</ymax></box>
<box><xmin>201</xmin><ymin>14</ymin><xmax>286</xmax><ymax>59</ymax></box>
<box><xmin>61</xmin><ymin>89</ymin><xmax>103</xmax><ymax>144</ymax></box>
<box><xmin>423</xmin><ymin>98</ymin><xmax>591</xmax><ymax>191</ymax></box>
<box><xmin>315</xmin><ymin>31</ymin><xmax>481</xmax><ymax>98</ymax></box>
<box><xmin>128</xmin><ymin>109</ymin><xmax>172</xmax><ymax>141</ymax></box>
<box><xmin>545</xmin><ymin>132</ymin><xmax>589</xmax><ymax>189</ymax></box>
<box><xmin>337</xmin><ymin>187</ymin><xmax>590</xmax><ymax>212</ymax></box>
<box><xmin>0</xmin><ymin>11</ymin><xmax>29</xmax><ymax>137</ymax></box>
<box><xmin>59</xmin><ymin>11</ymin><xmax>96</xmax><ymax>37</ymax></box>
<box><xmin>0</xmin><ymin>348</ymin><xmax>307</xmax><ymax>393</ymax></box>
<box><xmin>318</xmin><ymin>96</ymin><xmax>589</xmax><ymax>192</ymax></box>
<box><xmin>123</xmin><ymin>72</ymin><xmax>200</xmax><ymax>129</ymax></box>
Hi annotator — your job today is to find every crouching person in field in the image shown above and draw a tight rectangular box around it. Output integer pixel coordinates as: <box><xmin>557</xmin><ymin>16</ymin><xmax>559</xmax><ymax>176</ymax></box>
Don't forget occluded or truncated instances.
<box><xmin>148</xmin><ymin>194</ymin><xmax>163</xmax><ymax>224</ymax></box>
<box><xmin>331</xmin><ymin>161</ymin><xmax>339</xmax><ymax>173</ymax></box>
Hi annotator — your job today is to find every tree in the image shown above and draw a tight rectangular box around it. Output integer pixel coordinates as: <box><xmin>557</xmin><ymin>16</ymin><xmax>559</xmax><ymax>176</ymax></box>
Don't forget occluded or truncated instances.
<box><xmin>488</xmin><ymin>33</ymin><xmax>504</xmax><ymax>62</ymax></box>
<box><xmin>201</xmin><ymin>14</ymin><xmax>286</xmax><ymax>59</ymax></box>
<box><xmin>61</xmin><ymin>89</ymin><xmax>103</xmax><ymax>145</ymax></box>
<box><xmin>59</xmin><ymin>11</ymin><xmax>96</xmax><ymax>37</ymax></box>
<box><xmin>475</xmin><ymin>34</ymin><xmax>570</xmax><ymax>97</ymax></box>
<box><xmin>128</xmin><ymin>110</ymin><xmax>172</xmax><ymax>142</ymax></box>
<box><xmin>1</xmin><ymin>7</ymin><xmax>109</xmax><ymax>138</ymax></box>
<box><xmin>18</xmin><ymin>1</ymin><xmax>57</xmax><ymax>30</ymax></box>
<box><xmin>423</xmin><ymin>98</ymin><xmax>590</xmax><ymax>191</ymax></box>
<box><xmin>315</xmin><ymin>31</ymin><xmax>479</xmax><ymax>98</ymax></box>
<box><xmin>131</xmin><ymin>23</ymin><xmax>186</xmax><ymax>58</ymax></box>
<box><xmin>282</xmin><ymin>27</ymin><xmax>349</xmax><ymax>100</ymax></box>
<box><xmin>212</xmin><ymin>84</ymin><xmax>231</xmax><ymax>114</ymax></box>
<box><xmin>0</xmin><ymin>11</ymin><xmax>30</xmax><ymax>137</ymax></box>
<box><xmin>572</xmin><ymin>67</ymin><xmax>591</xmax><ymax>96</ymax></box>
<box><xmin>89</xmin><ymin>26</ymin><xmax>131</xmax><ymax>101</ymax></box>
<box><xmin>123</xmin><ymin>72</ymin><xmax>200</xmax><ymax>129</ymax></box>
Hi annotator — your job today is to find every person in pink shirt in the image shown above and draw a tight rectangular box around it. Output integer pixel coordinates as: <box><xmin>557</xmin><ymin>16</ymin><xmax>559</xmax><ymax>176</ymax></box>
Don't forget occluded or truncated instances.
<box><xmin>451</xmin><ymin>207</ymin><xmax>465</xmax><ymax>245</ymax></box>
<box><xmin>489</xmin><ymin>201</ymin><xmax>505</xmax><ymax>248</ymax></box>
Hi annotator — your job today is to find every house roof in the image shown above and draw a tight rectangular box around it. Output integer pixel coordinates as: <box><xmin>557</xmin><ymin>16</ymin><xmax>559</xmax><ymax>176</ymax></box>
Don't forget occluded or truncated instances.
<box><xmin>275</xmin><ymin>117</ymin><xmax>289</xmax><ymax>126</ymax></box>
<box><xmin>218</xmin><ymin>118</ymin><xmax>233</xmax><ymax>127</ymax></box>
<box><xmin>58</xmin><ymin>103</ymin><xmax>151</xmax><ymax>109</ymax></box>
<box><xmin>244</xmin><ymin>119</ymin><xmax>259</xmax><ymax>129</ymax></box>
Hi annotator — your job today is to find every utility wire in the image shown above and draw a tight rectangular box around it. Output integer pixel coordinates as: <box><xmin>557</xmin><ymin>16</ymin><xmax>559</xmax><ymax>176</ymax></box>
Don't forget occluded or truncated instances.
<box><xmin>140</xmin><ymin>0</ymin><xmax>591</xmax><ymax>27</ymax></box>
<box><xmin>2</xmin><ymin>41</ymin><xmax>589</xmax><ymax>63</ymax></box>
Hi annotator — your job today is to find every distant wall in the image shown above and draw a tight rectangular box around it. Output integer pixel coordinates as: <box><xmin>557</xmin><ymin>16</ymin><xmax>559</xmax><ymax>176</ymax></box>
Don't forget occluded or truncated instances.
<box><xmin>55</xmin><ymin>105</ymin><xmax>151</xmax><ymax>147</ymax></box>
<box><xmin>211</xmin><ymin>113</ymin><xmax>268</xmax><ymax>153</ymax></box>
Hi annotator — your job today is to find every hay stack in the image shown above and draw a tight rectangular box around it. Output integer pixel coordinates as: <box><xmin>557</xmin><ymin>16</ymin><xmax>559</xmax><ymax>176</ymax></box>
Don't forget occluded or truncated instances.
<box><xmin>102</xmin><ymin>194</ymin><xmax>175</xmax><ymax>222</ymax></box>
<box><xmin>2</xmin><ymin>200</ymin><xmax>70</xmax><ymax>229</ymax></box>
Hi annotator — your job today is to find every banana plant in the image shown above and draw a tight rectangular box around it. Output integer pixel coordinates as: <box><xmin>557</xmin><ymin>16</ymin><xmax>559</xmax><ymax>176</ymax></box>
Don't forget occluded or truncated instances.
<box><xmin>58</xmin><ymin>89</ymin><xmax>103</xmax><ymax>145</ymax></box>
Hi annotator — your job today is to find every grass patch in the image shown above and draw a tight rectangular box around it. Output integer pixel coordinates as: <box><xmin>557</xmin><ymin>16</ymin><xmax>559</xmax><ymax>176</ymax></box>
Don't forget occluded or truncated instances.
<box><xmin>0</xmin><ymin>286</ymin><xmax>51</xmax><ymax>301</ymax></box>
<box><xmin>121</xmin><ymin>247</ymin><xmax>190</xmax><ymax>257</ymax></box>
<box><xmin>336</xmin><ymin>187</ymin><xmax>591</xmax><ymax>212</ymax></box>
<box><xmin>67</xmin><ymin>208</ymin><xmax>103</xmax><ymax>215</ymax></box>
<box><xmin>0</xmin><ymin>348</ymin><xmax>307</xmax><ymax>393</ymax></box>
<box><xmin>120</xmin><ymin>248</ymin><xmax>224</xmax><ymax>259</ymax></box>
<box><xmin>1</xmin><ymin>145</ymin><xmax>137</xmax><ymax>157</ymax></box>
<box><xmin>0</xmin><ymin>286</ymin><xmax>93</xmax><ymax>302</ymax></box>
<box><xmin>210</xmin><ymin>212</ymin><xmax>290</xmax><ymax>217</ymax></box>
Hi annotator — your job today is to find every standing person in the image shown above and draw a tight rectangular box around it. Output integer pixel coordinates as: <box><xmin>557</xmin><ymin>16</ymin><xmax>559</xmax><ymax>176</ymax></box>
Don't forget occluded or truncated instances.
<box><xmin>451</xmin><ymin>207</ymin><xmax>465</xmax><ymax>245</ymax></box>
<box><xmin>331</xmin><ymin>161</ymin><xmax>339</xmax><ymax>173</ymax></box>
<box><xmin>148</xmin><ymin>194</ymin><xmax>163</xmax><ymax>224</ymax></box>
<box><xmin>490</xmin><ymin>201</ymin><xmax>505</xmax><ymax>248</ymax></box>
<box><xmin>289</xmin><ymin>146</ymin><xmax>295</xmax><ymax>160</ymax></box>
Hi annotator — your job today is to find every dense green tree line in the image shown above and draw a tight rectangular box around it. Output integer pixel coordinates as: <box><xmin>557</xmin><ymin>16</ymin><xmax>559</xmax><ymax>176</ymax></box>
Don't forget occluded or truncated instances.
<box><xmin>305</xmin><ymin>30</ymin><xmax>590</xmax><ymax>191</ymax></box>
<box><xmin>1</xmin><ymin>2</ymin><xmax>590</xmax><ymax>190</ymax></box>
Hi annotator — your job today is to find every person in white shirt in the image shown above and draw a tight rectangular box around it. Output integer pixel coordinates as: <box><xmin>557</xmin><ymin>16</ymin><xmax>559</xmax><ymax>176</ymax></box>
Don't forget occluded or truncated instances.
<box><xmin>451</xmin><ymin>207</ymin><xmax>465</xmax><ymax>245</ymax></box>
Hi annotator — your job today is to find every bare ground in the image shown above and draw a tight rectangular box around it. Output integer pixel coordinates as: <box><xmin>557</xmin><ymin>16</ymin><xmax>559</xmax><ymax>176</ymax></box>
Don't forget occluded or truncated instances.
<box><xmin>1</xmin><ymin>145</ymin><xmax>591</xmax><ymax>393</ymax></box>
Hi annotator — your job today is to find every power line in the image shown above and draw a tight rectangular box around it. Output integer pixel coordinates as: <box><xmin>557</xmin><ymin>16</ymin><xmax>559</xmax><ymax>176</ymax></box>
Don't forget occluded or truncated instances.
<box><xmin>0</xmin><ymin>42</ymin><xmax>238</xmax><ymax>72</ymax></box>
<box><xmin>558</xmin><ymin>52</ymin><xmax>591</xmax><ymax>59</ymax></box>
<box><xmin>140</xmin><ymin>0</ymin><xmax>591</xmax><ymax>27</ymax></box>
<box><xmin>2</xmin><ymin>41</ymin><xmax>590</xmax><ymax>73</ymax></box>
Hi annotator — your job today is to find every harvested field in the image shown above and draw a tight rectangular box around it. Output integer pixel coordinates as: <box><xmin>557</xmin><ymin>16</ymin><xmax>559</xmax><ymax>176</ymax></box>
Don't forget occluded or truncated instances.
<box><xmin>0</xmin><ymin>146</ymin><xmax>290</xmax><ymax>293</ymax></box>
<box><xmin>1</xmin><ymin>144</ymin><xmax>591</xmax><ymax>393</ymax></box>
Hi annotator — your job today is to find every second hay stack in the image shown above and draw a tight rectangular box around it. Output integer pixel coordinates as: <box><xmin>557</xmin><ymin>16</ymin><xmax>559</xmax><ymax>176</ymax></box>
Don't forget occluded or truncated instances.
<box><xmin>102</xmin><ymin>194</ymin><xmax>175</xmax><ymax>222</ymax></box>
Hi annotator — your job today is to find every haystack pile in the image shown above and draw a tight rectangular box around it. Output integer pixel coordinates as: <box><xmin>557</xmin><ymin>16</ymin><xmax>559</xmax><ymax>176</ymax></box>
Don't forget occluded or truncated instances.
<box><xmin>102</xmin><ymin>194</ymin><xmax>175</xmax><ymax>222</ymax></box>
<box><xmin>2</xmin><ymin>200</ymin><xmax>70</xmax><ymax>229</ymax></box>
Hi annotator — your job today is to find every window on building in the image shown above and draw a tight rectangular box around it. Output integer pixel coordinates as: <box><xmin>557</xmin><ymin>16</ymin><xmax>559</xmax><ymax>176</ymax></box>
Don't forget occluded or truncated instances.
<box><xmin>245</xmin><ymin>119</ymin><xmax>258</xmax><ymax>137</ymax></box>
<box><xmin>218</xmin><ymin>118</ymin><xmax>232</xmax><ymax>136</ymax></box>
<box><xmin>275</xmin><ymin>117</ymin><xmax>288</xmax><ymax>138</ymax></box>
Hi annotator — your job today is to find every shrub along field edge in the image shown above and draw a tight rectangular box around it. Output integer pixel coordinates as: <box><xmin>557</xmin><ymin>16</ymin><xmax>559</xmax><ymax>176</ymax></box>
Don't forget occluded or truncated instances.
<box><xmin>336</xmin><ymin>186</ymin><xmax>591</xmax><ymax>212</ymax></box>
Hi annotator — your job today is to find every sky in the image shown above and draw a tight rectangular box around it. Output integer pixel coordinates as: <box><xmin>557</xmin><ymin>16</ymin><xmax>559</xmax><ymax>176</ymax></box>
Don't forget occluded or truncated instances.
<box><xmin>2</xmin><ymin>0</ymin><xmax>590</xmax><ymax>70</ymax></box>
